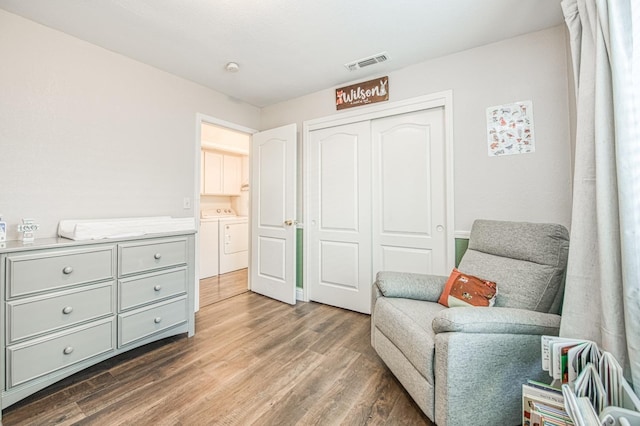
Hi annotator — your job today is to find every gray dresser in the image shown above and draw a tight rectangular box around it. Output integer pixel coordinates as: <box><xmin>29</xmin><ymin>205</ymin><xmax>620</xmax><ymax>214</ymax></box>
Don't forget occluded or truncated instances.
<box><xmin>0</xmin><ymin>232</ymin><xmax>196</xmax><ymax>417</ymax></box>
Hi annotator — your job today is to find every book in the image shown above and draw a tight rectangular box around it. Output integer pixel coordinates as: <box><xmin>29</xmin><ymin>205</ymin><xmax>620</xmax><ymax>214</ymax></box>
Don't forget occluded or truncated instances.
<box><xmin>566</xmin><ymin>341</ymin><xmax>600</xmax><ymax>385</ymax></box>
<box><xmin>540</xmin><ymin>336</ymin><xmax>640</xmax><ymax>425</ymax></box>
<box><xmin>574</xmin><ymin>363</ymin><xmax>606</xmax><ymax>413</ymax></box>
<box><xmin>541</xmin><ymin>336</ymin><xmax>584</xmax><ymax>378</ymax></box>
<box><xmin>575</xmin><ymin>397</ymin><xmax>601</xmax><ymax>425</ymax></box>
<box><xmin>599</xmin><ymin>351</ymin><xmax>622</xmax><ymax>407</ymax></box>
<box><xmin>531</xmin><ymin>401</ymin><xmax>573</xmax><ymax>425</ymax></box>
<box><xmin>523</xmin><ymin>383</ymin><xmax>567</xmax><ymax>426</ymax></box>
<box><xmin>541</xmin><ymin>336</ymin><xmax>600</xmax><ymax>385</ymax></box>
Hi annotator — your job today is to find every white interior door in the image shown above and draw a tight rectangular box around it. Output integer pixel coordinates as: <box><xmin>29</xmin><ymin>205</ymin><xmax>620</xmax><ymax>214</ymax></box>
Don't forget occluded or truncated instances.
<box><xmin>307</xmin><ymin>121</ymin><xmax>372</xmax><ymax>314</ymax></box>
<box><xmin>250</xmin><ymin>124</ymin><xmax>297</xmax><ymax>304</ymax></box>
<box><xmin>372</xmin><ymin>107</ymin><xmax>448</xmax><ymax>276</ymax></box>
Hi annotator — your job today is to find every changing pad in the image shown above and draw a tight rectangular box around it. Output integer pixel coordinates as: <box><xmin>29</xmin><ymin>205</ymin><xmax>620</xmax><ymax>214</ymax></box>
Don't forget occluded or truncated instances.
<box><xmin>58</xmin><ymin>216</ymin><xmax>196</xmax><ymax>241</ymax></box>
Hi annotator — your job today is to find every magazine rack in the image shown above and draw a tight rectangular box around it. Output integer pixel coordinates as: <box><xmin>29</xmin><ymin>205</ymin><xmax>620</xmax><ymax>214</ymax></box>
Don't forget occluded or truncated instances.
<box><xmin>533</xmin><ymin>336</ymin><xmax>640</xmax><ymax>426</ymax></box>
<box><xmin>597</xmin><ymin>380</ymin><xmax>640</xmax><ymax>426</ymax></box>
<box><xmin>562</xmin><ymin>360</ymin><xmax>640</xmax><ymax>426</ymax></box>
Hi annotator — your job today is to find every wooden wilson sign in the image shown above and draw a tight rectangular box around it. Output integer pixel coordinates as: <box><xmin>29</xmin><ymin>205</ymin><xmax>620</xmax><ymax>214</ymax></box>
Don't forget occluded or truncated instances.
<box><xmin>336</xmin><ymin>76</ymin><xmax>388</xmax><ymax>110</ymax></box>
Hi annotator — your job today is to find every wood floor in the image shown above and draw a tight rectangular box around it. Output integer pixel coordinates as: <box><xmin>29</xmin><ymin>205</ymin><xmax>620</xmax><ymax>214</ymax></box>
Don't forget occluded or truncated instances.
<box><xmin>199</xmin><ymin>269</ymin><xmax>249</xmax><ymax>308</ymax></box>
<box><xmin>2</xmin><ymin>286</ymin><xmax>432</xmax><ymax>425</ymax></box>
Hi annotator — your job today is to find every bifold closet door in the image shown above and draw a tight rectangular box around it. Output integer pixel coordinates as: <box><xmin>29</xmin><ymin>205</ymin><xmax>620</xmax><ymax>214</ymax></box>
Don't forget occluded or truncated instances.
<box><xmin>371</xmin><ymin>107</ymin><xmax>448</xmax><ymax>276</ymax></box>
<box><xmin>307</xmin><ymin>106</ymin><xmax>448</xmax><ymax>314</ymax></box>
<box><xmin>307</xmin><ymin>121</ymin><xmax>372</xmax><ymax>314</ymax></box>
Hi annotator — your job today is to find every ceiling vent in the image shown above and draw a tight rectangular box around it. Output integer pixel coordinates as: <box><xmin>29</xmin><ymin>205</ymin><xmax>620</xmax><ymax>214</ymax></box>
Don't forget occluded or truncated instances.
<box><xmin>345</xmin><ymin>52</ymin><xmax>389</xmax><ymax>71</ymax></box>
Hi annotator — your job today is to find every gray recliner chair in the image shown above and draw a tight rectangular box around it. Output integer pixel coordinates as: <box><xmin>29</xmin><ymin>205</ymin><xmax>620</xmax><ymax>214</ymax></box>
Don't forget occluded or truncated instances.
<box><xmin>371</xmin><ymin>219</ymin><xmax>570</xmax><ymax>426</ymax></box>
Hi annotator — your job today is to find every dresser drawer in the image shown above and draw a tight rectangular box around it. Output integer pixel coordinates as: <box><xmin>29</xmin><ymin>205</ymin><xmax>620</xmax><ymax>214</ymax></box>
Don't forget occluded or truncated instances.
<box><xmin>6</xmin><ymin>247</ymin><xmax>115</xmax><ymax>299</ymax></box>
<box><xmin>6</xmin><ymin>282</ymin><xmax>115</xmax><ymax>344</ymax></box>
<box><xmin>119</xmin><ymin>267</ymin><xmax>187</xmax><ymax>312</ymax></box>
<box><xmin>118</xmin><ymin>296</ymin><xmax>187</xmax><ymax>347</ymax></box>
<box><xmin>6</xmin><ymin>318</ymin><xmax>115</xmax><ymax>388</ymax></box>
<box><xmin>118</xmin><ymin>238</ymin><xmax>187</xmax><ymax>277</ymax></box>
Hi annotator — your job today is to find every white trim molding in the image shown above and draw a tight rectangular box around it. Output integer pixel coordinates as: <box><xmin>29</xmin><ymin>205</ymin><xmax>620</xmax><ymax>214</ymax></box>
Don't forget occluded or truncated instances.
<box><xmin>455</xmin><ymin>230</ymin><xmax>471</xmax><ymax>239</ymax></box>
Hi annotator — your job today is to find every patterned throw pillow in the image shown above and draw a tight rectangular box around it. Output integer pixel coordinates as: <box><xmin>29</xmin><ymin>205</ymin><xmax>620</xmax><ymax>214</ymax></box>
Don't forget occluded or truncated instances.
<box><xmin>438</xmin><ymin>268</ymin><xmax>497</xmax><ymax>307</ymax></box>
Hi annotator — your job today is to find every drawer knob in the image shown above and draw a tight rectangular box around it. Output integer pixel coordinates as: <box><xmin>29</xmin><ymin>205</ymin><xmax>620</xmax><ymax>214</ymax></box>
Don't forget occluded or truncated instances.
<box><xmin>63</xmin><ymin>346</ymin><xmax>74</xmax><ymax>355</ymax></box>
<box><xmin>62</xmin><ymin>306</ymin><xmax>74</xmax><ymax>315</ymax></box>
<box><xmin>154</xmin><ymin>317</ymin><xmax>162</xmax><ymax>324</ymax></box>
<box><xmin>153</xmin><ymin>285</ymin><xmax>162</xmax><ymax>291</ymax></box>
<box><xmin>62</xmin><ymin>266</ymin><xmax>74</xmax><ymax>275</ymax></box>
<box><xmin>154</xmin><ymin>253</ymin><xmax>162</xmax><ymax>260</ymax></box>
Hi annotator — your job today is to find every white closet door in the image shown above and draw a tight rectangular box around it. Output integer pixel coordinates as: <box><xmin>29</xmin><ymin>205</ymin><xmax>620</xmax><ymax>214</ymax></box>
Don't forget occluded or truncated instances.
<box><xmin>371</xmin><ymin>107</ymin><xmax>448</xmax><ymax>276</ymax></box>
<box><xmin>307</xmin><ymin>121</ymin><xmax>372</xmax><ymax>314</ymax></box>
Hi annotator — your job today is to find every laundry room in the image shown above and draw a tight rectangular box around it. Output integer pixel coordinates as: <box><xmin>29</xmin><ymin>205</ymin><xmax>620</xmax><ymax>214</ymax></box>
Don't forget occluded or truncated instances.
<box><xmin>199</xmin><ymin>122</ymin><xmax>250</xmax><ymax>307</ymax></box>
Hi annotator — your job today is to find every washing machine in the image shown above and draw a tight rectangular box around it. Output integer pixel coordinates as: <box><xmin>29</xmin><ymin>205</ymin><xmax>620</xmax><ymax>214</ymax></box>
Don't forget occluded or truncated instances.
<box><xmin>199</xmin><ymin>218</ymin><xmax>218</xmax><ymax>279</ymax></box>
<box><xmin>199</xmin><ymin>208</ymin><xmax>236</xmax><ymax>279</ymax></box>
<box><xmin>219</xmin><ymin>216</ymin><xmax>248</xmax><ymax>274</ymax></box>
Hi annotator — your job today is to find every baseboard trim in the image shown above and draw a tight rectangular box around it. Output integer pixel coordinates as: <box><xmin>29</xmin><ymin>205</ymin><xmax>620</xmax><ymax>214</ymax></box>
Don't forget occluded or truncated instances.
<box><xmin>296</xmin><ymin>288</ymin><xmax>304</xmax><ymax>301</ymax></box>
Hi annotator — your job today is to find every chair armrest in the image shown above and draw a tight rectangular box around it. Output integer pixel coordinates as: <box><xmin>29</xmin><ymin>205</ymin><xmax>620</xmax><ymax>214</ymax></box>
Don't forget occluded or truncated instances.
<box><xmin>374</xmin><ymin>271</ymin><xmax>448</xmax><ymax>302</ymax></box>
<box><xmin>432</xmin><ymin>307</ymin><xmax>561</xmax><ymax>335</ymax></box>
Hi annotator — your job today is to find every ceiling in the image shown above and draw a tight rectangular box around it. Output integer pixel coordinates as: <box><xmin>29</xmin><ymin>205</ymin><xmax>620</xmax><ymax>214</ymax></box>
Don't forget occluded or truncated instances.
<box><xmin>0</xmin><ymin>0</ymin><xmax>565</xmax><ymax>108</ymax></box>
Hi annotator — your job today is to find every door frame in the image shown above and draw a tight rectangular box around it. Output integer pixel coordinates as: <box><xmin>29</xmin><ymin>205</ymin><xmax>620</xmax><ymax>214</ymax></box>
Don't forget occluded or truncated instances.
<box><xmin>194</xmin><ymin>113</ymin><xmax>257</xmax><ymax>311</ymax></box>
<box><xmin>302</xmin><ymin>90</ymin><xmax>455</xmax><ymax>304</ymax></box>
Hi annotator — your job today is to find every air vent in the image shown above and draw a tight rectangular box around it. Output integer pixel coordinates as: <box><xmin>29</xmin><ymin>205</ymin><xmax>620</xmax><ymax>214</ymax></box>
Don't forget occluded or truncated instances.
<box><xmin>345</xmin><ymin>52</ymin><xmax>389</xmax><ymax>71</ymax></box>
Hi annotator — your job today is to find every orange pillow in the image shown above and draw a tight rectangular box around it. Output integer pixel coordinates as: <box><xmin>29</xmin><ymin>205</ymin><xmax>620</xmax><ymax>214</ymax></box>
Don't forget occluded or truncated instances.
<box><xmin>438</xmin><ymin>268</ymin><xmax>497</xmax><ymax>307</ymax></box>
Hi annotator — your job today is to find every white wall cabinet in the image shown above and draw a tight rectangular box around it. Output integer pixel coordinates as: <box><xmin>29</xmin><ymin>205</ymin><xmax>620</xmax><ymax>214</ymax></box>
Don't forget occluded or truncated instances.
<box><xmin>202</xmin><ymin>150</ymin><xmax>241</xmax><ymax>195</ymax></box>
<box><xmin>0</xmin><ymin>232</ymin><xmax>196</xmax><ymax>418</ymax></box>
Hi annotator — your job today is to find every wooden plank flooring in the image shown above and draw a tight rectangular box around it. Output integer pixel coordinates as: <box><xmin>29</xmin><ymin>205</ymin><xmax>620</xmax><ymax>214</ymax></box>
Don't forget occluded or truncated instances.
<box><xmin>2</xmin><ymin>289</ymin><xmax>432</xmax><ymax>425</ymax></box>
<box><xmin>199</xmin><ymin>269</ymin><xmax>249</xmax><ymax>308</ymax></box>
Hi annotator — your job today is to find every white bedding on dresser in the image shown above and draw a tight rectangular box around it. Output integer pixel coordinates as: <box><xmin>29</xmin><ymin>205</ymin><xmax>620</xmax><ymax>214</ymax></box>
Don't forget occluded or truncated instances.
<box><xmin>58</xmin><ymin>216</ymin><xmax>195</xmax><ymax>240</ymax></box>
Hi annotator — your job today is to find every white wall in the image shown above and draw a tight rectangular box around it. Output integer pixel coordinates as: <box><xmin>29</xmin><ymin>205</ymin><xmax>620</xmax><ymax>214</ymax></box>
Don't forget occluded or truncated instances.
<box><xmin>0</xmin><ymin>10</ymin><xmax>260</xmax><ymax>240</ymax></box>
<box><xmin>261</xmin><ymin>26</ymin><xmax>573</xmax><ymax>233</ymax></box>
<box><xmin>0</xmin><ymin>10</ymin><xmax>573</xmax><ymax>240</ymax></box>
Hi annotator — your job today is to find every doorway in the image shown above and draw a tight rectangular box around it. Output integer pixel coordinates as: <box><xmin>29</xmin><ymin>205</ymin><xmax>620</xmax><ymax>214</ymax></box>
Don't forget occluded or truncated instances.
<box><xmin>195</xmin><ymin>115</ymin><xmax>255</xmax><ymax>309</ymax></box>
<box><xmin>194</xmin><ymin>116</ymin><xmax>299</xmax><ymax>310</ymax></box>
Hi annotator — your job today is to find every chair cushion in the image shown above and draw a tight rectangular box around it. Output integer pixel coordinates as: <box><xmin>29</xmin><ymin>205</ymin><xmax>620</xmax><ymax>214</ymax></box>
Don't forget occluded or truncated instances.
<box><xmin>458</xmin><ymin>250</ymin><xmax>561</xmax><ymax>312</ymax></box>
<box><xmin>467</xmin><ymin>220</ymin><xmax>569</xmax><ymax>266</ymax></box>
<box><xmin>459</xmin><ymin>220</ymin><xmax>569</xmax><ymax>313</ymax></box>
<box><xmin>373</xmin><ymin>297</ymin><xmax>446</xmax><ymax>381</ymax></box>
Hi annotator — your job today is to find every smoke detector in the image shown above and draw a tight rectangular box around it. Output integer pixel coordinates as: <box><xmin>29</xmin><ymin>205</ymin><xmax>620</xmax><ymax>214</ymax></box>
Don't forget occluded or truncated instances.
<box><xmin>225</xmin><ymin>62</ymin><xmax>240</xmax><ymax>72</ymax></box>
<box><xmin>344</xmin><ymin>52</ymin><xmax>389</xmax><ymax>71</ymax></box>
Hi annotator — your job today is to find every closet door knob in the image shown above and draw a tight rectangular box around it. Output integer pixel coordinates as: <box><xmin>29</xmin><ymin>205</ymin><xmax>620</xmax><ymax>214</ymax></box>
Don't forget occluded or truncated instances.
<box><xmin>154</xmin><ymin>253</ymin><xmax>162</xmax><ymax>260</ymax></box>
<box><xmin>62</xmin><ymin>306</ymin><xmax>73</xmax><ymax>315</ymax></box>
<box><xmin>62</xmin><ymin>266</ymin><xmax>73</xmax><ymax>275</ymax></box>
<box><xmin>153</xmin><ymin>285</ymin><xmax>162</xmax><ymax>291</ymax></box>
<box><xmin>154</xmin><ymin>317</ymin><xmax>162</xmax><ymax>324</ymax></box>
<box><xmin>63</xmin><ymin>346</ymin><xmax>74</xmax><ymax>355</ymax></box>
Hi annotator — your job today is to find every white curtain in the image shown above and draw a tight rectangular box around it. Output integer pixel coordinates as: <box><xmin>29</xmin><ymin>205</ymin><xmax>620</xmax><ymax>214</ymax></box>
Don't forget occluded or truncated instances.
<box><xmin>560</xmin><ymin>0</ymin><xmax>640</xmax><ymax>391</ymax></box>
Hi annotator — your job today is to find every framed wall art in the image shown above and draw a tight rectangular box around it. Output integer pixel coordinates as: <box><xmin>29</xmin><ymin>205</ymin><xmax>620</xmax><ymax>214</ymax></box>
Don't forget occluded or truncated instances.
<box><xmin>486</xmin><ymin>100</ymin><xmax>535</xmax><ymax>157</ymax></box>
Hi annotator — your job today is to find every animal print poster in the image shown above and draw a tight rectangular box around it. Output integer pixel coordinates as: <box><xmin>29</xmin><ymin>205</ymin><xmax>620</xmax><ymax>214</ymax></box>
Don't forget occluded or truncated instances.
<box><xmin>486</xmin><ymin>100</ymin><xmax>535</xmax><ymax>157</ymax></box>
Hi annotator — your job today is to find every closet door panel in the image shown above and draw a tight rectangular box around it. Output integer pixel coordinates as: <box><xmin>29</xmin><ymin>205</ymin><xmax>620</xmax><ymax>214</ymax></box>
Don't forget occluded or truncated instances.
<box><xmin>320</xmin><ymin>241</ymin><xmax>359</xmax><ymax>290</ymax></box>
<box><xmin>319</xmin><ymin>135</ymin><xmax>359</xmax><ymax>231</ymax></box>
<box><xmin>308</xmin><ymin>121</ymin><xmax>372</xmax><ymax>314</ymax></box>
<box><xmin>307</xmin><ymin>103</ymin><xmax>451</xmax><ymax>315</ymax></box>
<box><xmin>380</xmin><ymin>126</ymin><xmax>432</xmax><ymax>235</ymax></box>
<box><xmin>372</xmin><ymin>107</ymin><xmax>447</xmax><ymax>277</ymax></box>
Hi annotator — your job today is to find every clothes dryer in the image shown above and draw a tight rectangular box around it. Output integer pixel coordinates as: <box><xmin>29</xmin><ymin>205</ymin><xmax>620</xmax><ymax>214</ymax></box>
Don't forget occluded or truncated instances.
<box><xmin>219</xmin><ymin>216</ymin><xmax>248</xmax><ymax>274</ymax></box>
